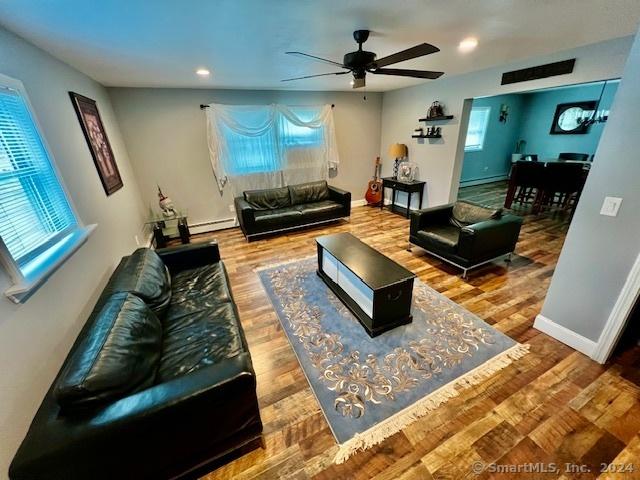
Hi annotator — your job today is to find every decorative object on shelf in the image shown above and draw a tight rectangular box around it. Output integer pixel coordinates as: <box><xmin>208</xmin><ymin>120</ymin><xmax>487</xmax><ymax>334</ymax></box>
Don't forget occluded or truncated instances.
<box><xmin>414</xmin><ymin>127</ymin><xmax>424</xmax><ymax>136</ymax></box>
<box><xmin>397</xmin><ymin>161</ymin><xmax>418</xmax><ymax>182</ymax></box>
<box><xmin>389</xmin><ymin>143</ymin><xmax>408</xmax><ymax>178</ymax></box>
<box><xmin>365</xmin><ymin>157</ymin><xmax>383</xmax><ymax>206</ymax></box>
<box><xmin>69</xmin><ymin>92</ymin><xmax>123</xmax><ymax>195</ymax></box>
<box><xmin>157</xmin><ymin>185</ymin><xmax>177</xmax><ymax>217</ymax></box>
<box><xmin>550</xmin><ymin>100</ymin><xmax>597</xmax><ymax>134</ymax></box>
<box><xmin>428</xmin><ymin>101</ymin><xmax>444</xmax><ymax>118</ymax></box>
<box><xmin>499</xmin><ymin>104</ymin><xmax>510</xmax><ymax>123</ymax></box>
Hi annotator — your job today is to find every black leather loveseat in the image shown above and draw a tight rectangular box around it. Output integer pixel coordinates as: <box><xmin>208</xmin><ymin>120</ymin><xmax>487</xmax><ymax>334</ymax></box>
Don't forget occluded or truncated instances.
<box><xmin>409</xmin><ymin>201</ymin><xmax>523</xmax><ymax>278</ymax></box>
<box><xmin>9</xmin><ymin>243</ymin><xmax>262</xmax><ymax>480</ymax></box>
<box><xmin>234</xmin><ymin>180</ymin><xmax>351</xmax><ymax>240</ymax></box>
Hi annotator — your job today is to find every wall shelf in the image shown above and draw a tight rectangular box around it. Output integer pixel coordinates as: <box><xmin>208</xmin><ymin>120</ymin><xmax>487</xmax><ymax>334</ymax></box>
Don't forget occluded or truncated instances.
<box><xmin>412</xmin><ymin>134</ymin><xmax>442</xmax><ymax>139</ymax></box>
<box><xmin>418</xmin><ymin>115</ymin><xmax>454</xmax><ymax>122</ymax></box>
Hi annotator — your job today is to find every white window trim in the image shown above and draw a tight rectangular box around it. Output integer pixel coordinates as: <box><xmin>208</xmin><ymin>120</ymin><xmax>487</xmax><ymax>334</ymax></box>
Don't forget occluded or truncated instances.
<box><xmin>464</xmin><ymin>106</ymin><xmax>491</xmax><ymax>152</ymax></box>
<box><xmin>0</xmin><ymin>73</ymin><xmax>96</xmax><ymax>304</ymax></box>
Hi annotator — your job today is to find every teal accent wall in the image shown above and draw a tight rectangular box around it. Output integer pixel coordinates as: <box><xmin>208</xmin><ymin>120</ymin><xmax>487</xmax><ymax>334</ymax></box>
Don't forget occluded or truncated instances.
<box><xmin>517</xmin><ymin>82</ymin><xmax>618</xmax><ymax>159</ymax></box>
<box><xmin>460</xmin><ymin>81</ymin><xmax>619</xmax><ymax>185</ymax></box>
<box><xmin>460</xmin><ymin>94</ymin><xmax>525</xmax><ymax>184</ymax></box>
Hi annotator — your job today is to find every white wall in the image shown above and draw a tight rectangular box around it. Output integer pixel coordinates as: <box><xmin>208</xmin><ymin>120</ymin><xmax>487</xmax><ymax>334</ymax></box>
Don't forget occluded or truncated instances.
<box><xmin>0</xmin><ymin>27</ymin><xmax>146</xmax><ymax>474</ymax></box>
<box><xmin>380</xmin><ymin>36</ymin><xmax>634</xmax><ymax>210</ymax></box>
<box><xmin>539</xmin><ymin>30</ymin><xmax>640</xmax><ymax>344</ymax></box>
<box><xmin>108</xmin><ymin>88</ymin><xmax>382</xmax><ymax>227</ymax></box>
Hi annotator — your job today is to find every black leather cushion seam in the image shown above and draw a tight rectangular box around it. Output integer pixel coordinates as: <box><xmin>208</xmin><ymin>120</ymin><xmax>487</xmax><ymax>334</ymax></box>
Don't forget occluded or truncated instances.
<box><xmin>75</xmin><ymin>293</ymin><xmax>127</xmax><ymax>389</ymax></box>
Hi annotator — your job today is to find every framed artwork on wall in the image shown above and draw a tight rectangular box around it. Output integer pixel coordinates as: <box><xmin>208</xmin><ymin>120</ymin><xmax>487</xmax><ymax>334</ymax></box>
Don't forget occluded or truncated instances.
<box><xmin>69</xmin><ymin>92</ymin><xmax>123</xmax><ymax>195</ymax></box>
<box><xmin>549</xmin><ymin>100</ymin><xmax>597</xmax><ymax>135</ymax></box>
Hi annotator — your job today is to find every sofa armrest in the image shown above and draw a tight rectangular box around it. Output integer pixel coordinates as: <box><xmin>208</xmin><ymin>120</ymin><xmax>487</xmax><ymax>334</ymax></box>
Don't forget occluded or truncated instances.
<box><xmin>10</xmin><ymin>354</ymin><xmax>261</xmax><ymax>480</ymax></box>
<box><xmin>156</xmin><ymin>241</ymin><xmax>220</xmax><ymax>274</ymax></box>
<box><xmin>234</xmin><ymin>197</ymin><xmax>256</xmax><ymax>235</ymax></box>
<box><xmin>457</xmin><ymin>214</ymin><xmax>523</xmax><ymax>261</ymax></box>
<box><xmin>328</xmin><ymin>185</ymin><xmax>351</xmax><ymax>214</ymax></box>
<box><xmin>410</xmin><ymin>204</ymin><xmax>455</xmax><ymax>235</ymax></box>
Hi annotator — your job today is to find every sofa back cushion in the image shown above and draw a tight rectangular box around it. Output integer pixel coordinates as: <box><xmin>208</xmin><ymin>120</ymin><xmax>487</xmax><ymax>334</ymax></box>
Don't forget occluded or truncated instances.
<box><xmin>244</xmin><ymin>186</ymin><xmax>291</xmax><ymax>210</ymax></box>
<box><xmin>54</xmin><ymin>293</ymin><xmax>162</xmax><ymax>410</ymax></box>
<box><xmin>288</xmin><ymin>180</ymin><xmax>330</xmax><ymax>205</ymax></box>
<box><xmin>105</xmin><ymin>248</ymin><xmax>171</xmax><ymax>316</ymax></box>
<box><xmin>450</xmin><ymin>201</ymin><xmax>502</xmax><ymax>228</ymax></box>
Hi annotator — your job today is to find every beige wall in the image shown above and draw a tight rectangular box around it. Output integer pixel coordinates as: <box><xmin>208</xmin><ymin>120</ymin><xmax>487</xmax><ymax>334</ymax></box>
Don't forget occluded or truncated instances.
<box><xmin>0</xmin><ymin>27</ymin><xmax>146</xmax><ymax>472</ymax></box>
<box><xmin>108</xmin><ymin>88</ymin><xmax>382</xmax><ymax>227</ymax></box>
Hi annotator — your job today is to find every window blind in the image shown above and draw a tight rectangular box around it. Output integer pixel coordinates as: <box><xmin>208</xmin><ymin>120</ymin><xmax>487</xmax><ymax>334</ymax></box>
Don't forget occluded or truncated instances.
<box><xmin>0</xmin><ymin>86</ymin><xmax>77</xmax><ymax>268</ymax></box>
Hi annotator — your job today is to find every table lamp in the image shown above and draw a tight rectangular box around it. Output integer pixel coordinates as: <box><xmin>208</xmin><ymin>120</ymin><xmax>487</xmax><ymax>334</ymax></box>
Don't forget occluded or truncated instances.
<box><xmin>389</xmin><ymin>143</ymin><xmax>408</xmax><ymax>178</ymax></box>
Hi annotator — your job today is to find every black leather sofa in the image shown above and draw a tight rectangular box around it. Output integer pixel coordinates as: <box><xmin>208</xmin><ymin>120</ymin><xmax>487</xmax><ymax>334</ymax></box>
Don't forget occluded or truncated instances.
<box><xmin>234</xmin><ymin>180</ymin><xmax>351</xmax><ymax>240</ymax></box>
<box><xmin>9</xmin><ymin>243</ymin><xmax>262</xmax><ymax>480</ymax></box>
<box><xmin>409</xmin><ymin>201</ymin><xmax>523</xmax><ymax>278</ymax></box>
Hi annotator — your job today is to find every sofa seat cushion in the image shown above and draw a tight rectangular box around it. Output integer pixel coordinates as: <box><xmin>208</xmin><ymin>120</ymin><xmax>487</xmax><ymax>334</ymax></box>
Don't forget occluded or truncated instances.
<box><xmin>54</xmin><ymin>293</ymin><xmax>162</xmax><ymax>410</ymax></box>
<box><xmin>158</xmin><ymin>261</ymin><xmax>246</xmax><ymax>381</ymax></box>
<box><xmin>244</xmin><ymin>186</ymin><xmax>291</xmax><ymax>210</ymax></box>
<box><xmin>169</xmin><ymin>262</ymin><xmax>233</xmax><ymax>310</ymax></box>
<box><xmin>450</xmin><ymin>201</ymin><xmax>502</xmax><ymax>228</ymax></box>
<box><xmin>297</xmin><ymin>200</ymin><xmax>343</xmax><ymax>217</ymax></box>
<box><xmin>288</xmin><ymin>180</ymin><xmax>330</xmax><ymax>205</ymax></box>
<box><xmin>254</xmin><ymin>206</ymin><xmax>303</xmax><ymax>229</ymax></box>
<box><xmin>105</xmin><ymin>248</ymin><xmax>171</xmax><ymax>316</ymax></box>
<box><xmin>416</xmin><ymin>225</ymin><xmax>460</xmax><ymax>253</ymax></box>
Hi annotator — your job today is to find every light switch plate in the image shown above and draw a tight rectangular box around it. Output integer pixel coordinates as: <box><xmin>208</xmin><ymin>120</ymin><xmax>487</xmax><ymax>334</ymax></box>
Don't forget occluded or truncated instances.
<box><xmin>600</xmin><ymin>196</ymin><xmax>622</xmax><ymax>217</ymax></box>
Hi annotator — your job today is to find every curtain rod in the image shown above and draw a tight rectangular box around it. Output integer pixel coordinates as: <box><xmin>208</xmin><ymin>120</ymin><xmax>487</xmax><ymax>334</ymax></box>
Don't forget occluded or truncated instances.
<box><xmin>200</xmin><ymin>104</ymin><xmax>335</xmax><ymax>110</ymax></box>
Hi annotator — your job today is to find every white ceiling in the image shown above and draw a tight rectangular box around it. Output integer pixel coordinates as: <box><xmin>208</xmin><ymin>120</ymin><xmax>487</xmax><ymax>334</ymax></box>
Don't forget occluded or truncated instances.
<box><xmin>1</xmin><ymin>0</ymin><xmax>639</xmax><ymax>92</ymax></box>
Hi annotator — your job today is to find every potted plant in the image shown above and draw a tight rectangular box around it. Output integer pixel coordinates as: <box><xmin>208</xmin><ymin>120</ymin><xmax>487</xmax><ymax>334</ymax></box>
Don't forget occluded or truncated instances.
<box><xmin>512</xmin><ymin>139</ymin><xmax>526</xmax><ymax>162</ymax></box>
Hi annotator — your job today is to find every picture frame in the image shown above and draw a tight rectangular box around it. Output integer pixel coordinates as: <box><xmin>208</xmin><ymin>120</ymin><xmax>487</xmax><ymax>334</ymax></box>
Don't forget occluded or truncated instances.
<box><xmin>69</xmin><ymin>92</ymin><xmax>123</xmax><ymax>195</ymax></box>
<box><xmin>549</xmin><ymin>100</ymin><xmax>597</xmax><ymax>135</ymax></box>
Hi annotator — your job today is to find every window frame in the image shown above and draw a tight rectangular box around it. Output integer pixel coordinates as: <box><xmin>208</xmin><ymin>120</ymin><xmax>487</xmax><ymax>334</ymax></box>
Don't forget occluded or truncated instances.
<box><xmin>464</xmin><ymin>106</ymin><xmax>491</xmax><ymax>152</ymax></box>
<box><xmin>0</xmin><ymin>73</ymin><xmax>95</xmax><ymax>304</ymax></box>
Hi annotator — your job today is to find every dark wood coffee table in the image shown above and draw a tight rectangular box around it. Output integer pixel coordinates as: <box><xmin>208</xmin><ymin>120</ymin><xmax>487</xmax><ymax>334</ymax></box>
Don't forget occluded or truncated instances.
<box><xmin>316</xmin><ymin>232</ymin><xmax>416</xmax><ymax>337</ymax></box>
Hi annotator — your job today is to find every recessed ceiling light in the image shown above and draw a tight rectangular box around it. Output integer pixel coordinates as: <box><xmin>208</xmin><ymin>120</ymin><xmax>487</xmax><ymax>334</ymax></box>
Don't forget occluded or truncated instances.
<box><xmin>196</xmin><ymin>68</ymin><xmax>210</xmax><ymax>76</ymax></box>
<box><xmin>458</xmin><ymin>37</ymin><xmax>478</xmax><ymax>53</ymax></box>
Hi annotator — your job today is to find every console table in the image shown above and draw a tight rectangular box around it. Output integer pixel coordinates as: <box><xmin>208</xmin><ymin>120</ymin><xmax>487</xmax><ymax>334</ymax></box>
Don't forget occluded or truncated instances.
<box><xmin>381</xmin><ymin>177</ymin><xmax>426</xmax><ymax>218</ymax></box>
<box><xmin>316</xmin><ymin>233</ymin><xmax>416</xmax><ymax>337</ymax></box>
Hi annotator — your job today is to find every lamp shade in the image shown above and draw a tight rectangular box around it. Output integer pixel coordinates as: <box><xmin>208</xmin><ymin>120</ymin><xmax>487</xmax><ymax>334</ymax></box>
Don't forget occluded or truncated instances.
<box><xmin>389</xmin><ymin>143</ymin><xmax>408</xmax><ymax>158</ymax></box>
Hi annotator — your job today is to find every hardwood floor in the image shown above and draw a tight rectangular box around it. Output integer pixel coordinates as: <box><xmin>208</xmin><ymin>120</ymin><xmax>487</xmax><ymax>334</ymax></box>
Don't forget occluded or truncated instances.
<box><xmin>195</xmin><ymin>184</ymin><xmax>640</xmax><ymax>479</ymax></box>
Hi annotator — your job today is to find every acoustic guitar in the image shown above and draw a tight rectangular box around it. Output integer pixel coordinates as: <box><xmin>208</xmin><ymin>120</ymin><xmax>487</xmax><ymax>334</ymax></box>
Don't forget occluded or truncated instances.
<box><xmin>365</xmin><ymin>157</ymin><xmax>382</xmax><ymax>206</ymax></box>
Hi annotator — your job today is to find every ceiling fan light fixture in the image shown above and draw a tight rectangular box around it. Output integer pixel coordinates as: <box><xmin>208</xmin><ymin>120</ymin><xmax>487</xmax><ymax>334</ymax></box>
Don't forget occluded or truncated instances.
<box><xmin>196</xmin><ymin>68</ymin><xmax>211</xmax><ymax>76</ymax></box>
<box><xmin>458</xmin><ymin>37</ymin><xmax>478</xmax><ymax>53</ymax></box>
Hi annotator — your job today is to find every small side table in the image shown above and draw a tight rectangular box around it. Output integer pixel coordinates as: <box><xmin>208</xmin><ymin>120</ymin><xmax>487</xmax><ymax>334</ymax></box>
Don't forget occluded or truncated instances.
<box><xmin>381</xmin><ymin>177</ymin><xmax>426</xmax><ymax>218</ymax></box>
<box><xmin>145</xmin><ymin>215</ymin><xmax>190</xmax><ymax>248</ymax></box>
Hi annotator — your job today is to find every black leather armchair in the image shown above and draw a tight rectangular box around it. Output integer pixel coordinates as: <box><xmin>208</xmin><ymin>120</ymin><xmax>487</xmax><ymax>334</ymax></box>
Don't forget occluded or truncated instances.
<box><xmin>9</xmin><ymin>243</ymin><xmax>263</xmax><ymax>480</ymax></box>
<box><xmin>409</xmin><ymin>201</ymin><xmax>523</xmax><ymax>278</ymax></box>
<box><xmin>235</xmin><ymin>180</ymin><xmax>351</xmax><ymax>240</ymax></box>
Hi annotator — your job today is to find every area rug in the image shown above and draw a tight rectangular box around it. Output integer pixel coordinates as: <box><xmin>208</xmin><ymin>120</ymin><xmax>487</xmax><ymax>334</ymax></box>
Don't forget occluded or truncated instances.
<box><xmin>257</xmin><ymin>257</ymin><xmax>529</xmax><ymax>463</ymax></box>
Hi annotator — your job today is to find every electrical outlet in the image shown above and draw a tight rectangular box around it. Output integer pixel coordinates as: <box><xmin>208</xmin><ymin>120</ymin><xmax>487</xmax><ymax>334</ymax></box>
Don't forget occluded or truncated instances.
<box><xmin>600</xmin><ymin>196</ymin><xmax>622</xmax><ymax>217</ymax></box>
<box><xmin>229</xmin><ymin>204</ymin><xmax>235</xmax><ymax>212</ymax></box>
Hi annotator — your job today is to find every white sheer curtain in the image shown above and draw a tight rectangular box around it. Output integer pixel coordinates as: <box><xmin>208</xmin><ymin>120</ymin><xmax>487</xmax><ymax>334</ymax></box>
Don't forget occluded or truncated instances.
<box><xmin>205</xmin><ymin>104</ymin><xmax>339</xmax><ymax>195</ymax></box>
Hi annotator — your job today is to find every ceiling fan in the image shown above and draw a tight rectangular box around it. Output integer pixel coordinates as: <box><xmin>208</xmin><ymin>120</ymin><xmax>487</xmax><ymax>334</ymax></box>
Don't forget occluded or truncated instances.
<box><xmin>282</xmin><ymin>29</ymin><xmax>444</xmax><ymax>88</ymax></box>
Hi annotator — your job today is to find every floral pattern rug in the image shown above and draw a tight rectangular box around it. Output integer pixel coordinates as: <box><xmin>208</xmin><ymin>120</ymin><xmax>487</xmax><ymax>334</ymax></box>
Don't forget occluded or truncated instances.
<box><xmin>257</xmin><ymin>257</ymin><xmax>528</xmax><ymax>463</ymax></box>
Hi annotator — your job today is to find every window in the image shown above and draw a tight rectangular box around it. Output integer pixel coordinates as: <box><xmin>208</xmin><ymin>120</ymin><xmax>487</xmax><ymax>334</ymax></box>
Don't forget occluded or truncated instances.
<box><xmin>465</xmin><ymin>106</ymin><xmax>491</xmax><ymax>152</ymax></box>
<box><xmin>0</xmin><ymin>75</ymin><xmax>93</xmax><ymax>303</ymax></box>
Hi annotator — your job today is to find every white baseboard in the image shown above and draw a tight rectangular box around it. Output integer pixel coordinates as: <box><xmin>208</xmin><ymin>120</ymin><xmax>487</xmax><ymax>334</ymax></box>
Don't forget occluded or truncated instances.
<box><xmin>351</xmin><ymin>199</ymin><xmax>367</xmax><ymax>208</ymax></box>
<box><xmin>459</xmin><ymin>175</ymin><xmax>509</xmax><ymax>188</ymax></box>
<box><xmin>189</xmin><ymin>218</ymin><xmax>237</xmax><ymax>234</ymax></box>
<box><xmin>533</xmin><ymin>314</ymin><xmax>598</xmax><ymax>357</ymax></box>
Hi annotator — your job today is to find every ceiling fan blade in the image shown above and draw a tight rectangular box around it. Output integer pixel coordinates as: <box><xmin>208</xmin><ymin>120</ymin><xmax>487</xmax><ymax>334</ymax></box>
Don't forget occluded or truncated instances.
<box><xmin>370</xmin><ymin>68</ymin><xmax>444</xmax><ymax>79</ymax></box>
<box><xmin>371</xmin><ymin>43</ymin><xmax>440</xmax><ymax>68</ymax></box>
<box><xmin>352</xmin><ymin>77</ymin><xmax>365</xmax><ymax>89</ymax></box>
<box><xmin>281</xmin><ymin>71</ymin><xmax>350</xmax><ymax>82</ymax></box>
<box><xmin>285</xmin><ymin>51</ymin><xmax>345</xmax><ymax>68</ymax></box>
